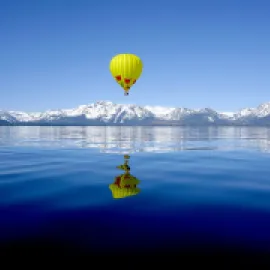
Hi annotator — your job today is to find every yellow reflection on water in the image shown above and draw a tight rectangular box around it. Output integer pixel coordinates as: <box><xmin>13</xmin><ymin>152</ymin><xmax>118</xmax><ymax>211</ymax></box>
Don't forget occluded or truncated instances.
<box><xmin>109</xmin><ymin>155</ymin><xmax>141</xmax><ymax>199</ymax></box>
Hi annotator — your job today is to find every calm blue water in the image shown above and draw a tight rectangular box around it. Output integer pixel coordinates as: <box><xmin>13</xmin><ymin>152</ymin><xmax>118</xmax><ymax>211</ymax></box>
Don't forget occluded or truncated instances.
<box><xmin>1</xmin><ymin>126</ymin><xmax>270</xmax><ymax>257</ymax></box>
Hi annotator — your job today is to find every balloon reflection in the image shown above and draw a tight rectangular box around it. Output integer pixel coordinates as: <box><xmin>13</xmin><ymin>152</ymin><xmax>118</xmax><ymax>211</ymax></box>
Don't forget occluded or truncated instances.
<box><xmin>109</xmin><ymin>155</ymin><xmax>141</xmax><ymax>199</ymax></box>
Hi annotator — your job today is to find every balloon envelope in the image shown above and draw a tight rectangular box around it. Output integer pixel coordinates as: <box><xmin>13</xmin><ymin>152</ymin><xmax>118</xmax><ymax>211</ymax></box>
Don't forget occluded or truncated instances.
<box><xmin>109</xmin><ymin>54</ymin><xmax>143</xmax><ymax>94</ymax></box>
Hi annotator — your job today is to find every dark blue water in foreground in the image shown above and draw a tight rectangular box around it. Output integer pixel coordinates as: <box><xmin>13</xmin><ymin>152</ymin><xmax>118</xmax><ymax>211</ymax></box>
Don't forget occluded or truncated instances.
<box><xmin>1</xmin><ymin>126</ymin><xmax>270</xmax><ymax>259</ymax></box>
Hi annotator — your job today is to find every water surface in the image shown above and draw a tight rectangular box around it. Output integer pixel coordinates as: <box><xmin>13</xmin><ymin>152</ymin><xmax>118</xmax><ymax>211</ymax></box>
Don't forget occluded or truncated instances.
<box><xmin>0</xmin><ymin>126</ymin><xmax>270</xmax><ymax>258</ymax></box>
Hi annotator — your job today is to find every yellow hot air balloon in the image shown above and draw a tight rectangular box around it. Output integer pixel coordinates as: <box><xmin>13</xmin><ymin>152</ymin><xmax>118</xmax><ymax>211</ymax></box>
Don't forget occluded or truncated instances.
<box><xmin>109</xmin><ymin>54</ymin><xmax>143</xmax><ymax>96</ymax></box>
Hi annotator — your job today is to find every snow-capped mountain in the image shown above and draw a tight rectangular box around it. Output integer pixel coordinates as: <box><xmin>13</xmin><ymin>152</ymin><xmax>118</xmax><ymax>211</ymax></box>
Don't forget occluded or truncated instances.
<box><xmin>1</xmin><ymin>100</ymin><xmax>270</xmax><ymax>126</ymax></box>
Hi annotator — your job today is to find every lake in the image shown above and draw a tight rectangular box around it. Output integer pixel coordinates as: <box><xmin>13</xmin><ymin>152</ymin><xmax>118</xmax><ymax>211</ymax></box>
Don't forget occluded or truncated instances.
<box><xmin>0</xmin><ymin>126</ymin><xmax>270</xmax><ymax>263</ymax></box>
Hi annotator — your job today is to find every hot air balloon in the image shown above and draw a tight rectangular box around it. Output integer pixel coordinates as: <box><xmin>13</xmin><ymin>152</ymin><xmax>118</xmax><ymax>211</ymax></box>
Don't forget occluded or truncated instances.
<box><xmin>109</xmin><ymin>54</ymin><xmax>143</xmax><ymax>96</ymax></box>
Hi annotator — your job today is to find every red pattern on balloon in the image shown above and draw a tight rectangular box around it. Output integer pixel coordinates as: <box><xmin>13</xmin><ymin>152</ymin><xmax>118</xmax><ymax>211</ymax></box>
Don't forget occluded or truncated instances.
<box><xmin>115</xmin><ymin>75</ymin><xmax>121</xmax><ymax>81</ymax></box>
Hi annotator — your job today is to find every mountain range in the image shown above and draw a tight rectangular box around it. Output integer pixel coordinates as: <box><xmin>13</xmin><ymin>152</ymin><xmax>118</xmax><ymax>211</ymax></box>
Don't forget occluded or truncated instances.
<box><xmin>1</xmin><ymin>100</ymin><xmax>270</xmax><ymax>126</ymax></box>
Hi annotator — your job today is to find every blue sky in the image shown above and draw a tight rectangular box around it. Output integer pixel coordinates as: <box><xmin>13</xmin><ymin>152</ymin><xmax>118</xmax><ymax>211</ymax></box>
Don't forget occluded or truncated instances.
<box><xmin>1</xmin><ymin>0</ymin><xmax>269</xmax><ymax>112</ymax></box>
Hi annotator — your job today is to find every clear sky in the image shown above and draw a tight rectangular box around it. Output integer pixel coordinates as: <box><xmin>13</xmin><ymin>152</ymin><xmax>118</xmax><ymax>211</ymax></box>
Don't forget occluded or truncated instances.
<box><xmin>1</xmin><ymin>0</ymin><xmax>270</xmax><ymax>112</ymax></box>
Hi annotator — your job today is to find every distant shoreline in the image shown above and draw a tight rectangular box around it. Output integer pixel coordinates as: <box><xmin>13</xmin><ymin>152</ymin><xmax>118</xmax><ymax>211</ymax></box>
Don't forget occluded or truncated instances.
<box><xmin>1</xmin><ymin>124</ymin><xmax>270</xmax><ymax>127</ymax></box>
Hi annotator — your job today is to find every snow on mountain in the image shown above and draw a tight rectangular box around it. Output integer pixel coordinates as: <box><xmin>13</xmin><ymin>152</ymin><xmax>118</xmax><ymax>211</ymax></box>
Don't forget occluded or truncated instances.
<box><xmin>63</xmin><ymin>101</ymin><xmax>154</xmax><ymax>123</ymax></box>
<box><xmin>8</xmin><ymin>111</ymin><xmax>42</xmax><ymax>122</ymax></box>
<box><xmin>144</xmin><ymin>105</ymin><xmax>175</xmax><ymax>119</ymax></box>
<box><xmin>256</xmin><ymin>103</ymin><xmax>270</xmax><ymax>117</ymax></box>
<box><xmin>219</xmin><ymin>112</ymin><xmax>235</xmax><ymax>117</ymax></box>
<box><xmin>1</xmin><ymin>101</ymin><xmax>270</xmax><ymax>126</ymax></box>
<box><xmin>166</xmin><ymin>108</ymin><xmax>194</xmax><ymax>120</ymax></box>
<box><xmin>237</xmin><ymin>103</ymin><xmax>270</xmax><ymax>118</ymax></box>
<box><xmin>0</xmin><ymin>110</ymin><xmax>19</xmax><ymax>123</ymax></box>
